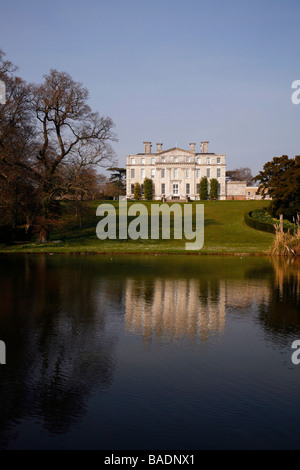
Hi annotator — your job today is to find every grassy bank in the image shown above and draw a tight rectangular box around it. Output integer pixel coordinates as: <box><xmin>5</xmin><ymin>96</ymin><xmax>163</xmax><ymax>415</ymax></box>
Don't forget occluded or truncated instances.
<box><xmin>0</xmin><ymin>200</ymin><xmax>274</xmax><ymax>254</ymax></box>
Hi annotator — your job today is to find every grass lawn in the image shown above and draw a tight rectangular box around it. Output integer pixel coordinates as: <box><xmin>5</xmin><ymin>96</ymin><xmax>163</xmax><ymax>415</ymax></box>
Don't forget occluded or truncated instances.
<box><xmin>0</xmin><ymin>200</ymin><xmax>274</xmax><ymax>254</ymax></box>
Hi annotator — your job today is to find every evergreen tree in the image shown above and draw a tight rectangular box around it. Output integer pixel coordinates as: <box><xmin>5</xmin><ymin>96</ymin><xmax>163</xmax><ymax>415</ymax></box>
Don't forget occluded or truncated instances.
<box><xmin>199</xmin><ymin>176</ymin><xmax>208</xmax><ymax>200</ymax></box>
<box><xmin>143</xmin><ymin>178</ymin><xmax>153</xmax><ymax>200</ymax></box>
<box><xmin>254</xmin><ymin>155</ymin><xmax>300</xmax><ymax>221</ymax></box>
<box><xmin>210</xmin><ymin>178</ymin><xmax>219</xmax><ymax>200</ymax></box>
<box><xmin>107</xmin><ymin>167</ymin><xmax>126</xmax><ymax>196</ymax></box>
<box><xmin>133</xmin><ymin>182</ymin><xmax>141</xmax><ymax>200</ymax></box>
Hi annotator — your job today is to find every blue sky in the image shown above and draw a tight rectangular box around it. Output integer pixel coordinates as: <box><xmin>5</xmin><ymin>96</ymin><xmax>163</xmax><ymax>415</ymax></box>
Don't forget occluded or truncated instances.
<box><xmin>1</xmin><ymin>0</ymin><xmax>300</xmax><ymax>175</ymax></box>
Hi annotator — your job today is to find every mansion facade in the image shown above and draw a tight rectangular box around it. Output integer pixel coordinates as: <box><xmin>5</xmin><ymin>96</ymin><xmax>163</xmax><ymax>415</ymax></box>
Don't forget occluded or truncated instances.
<box><xmin>126</xmin><ymin>141</ymin><xmax>226</xmax><ymax>200</ymax></box>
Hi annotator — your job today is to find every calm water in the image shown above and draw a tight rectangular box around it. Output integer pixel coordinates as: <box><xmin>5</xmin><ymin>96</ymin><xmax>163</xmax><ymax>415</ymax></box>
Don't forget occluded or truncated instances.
<box><xmin>0</xmin><ymin>254</ymin><xmax>300</xmax><ymax>450</ymax></box>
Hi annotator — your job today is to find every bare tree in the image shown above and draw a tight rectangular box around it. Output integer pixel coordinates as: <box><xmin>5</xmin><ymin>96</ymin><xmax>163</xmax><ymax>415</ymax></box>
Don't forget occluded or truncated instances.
<box><xmin>0</xmin><ymin>51</ymin><xmax>37</xmax><ymax>232</ymax></box>
<box><xmin>0</xmin><ymin>48</ymin><xmax>17</xmax><ymax>78</ymax></box>
<box><xmin>65</xmin><ymin>166</ymin><xmax>107</xmax><ymax>227</ymax></box>
<box><xmin>0</xmin><ymin>53</ymin><xmax>117</xmax><ymax>242</ymax></box>
<box><xmin>30</xmin><ymin>69</ymin><xmax>117</xmax><ymax>240</ymax></box>
<box><xmin>226</xmin><ymin>167</ymin><xmax>253</xmax><ymax>186</ymax></box>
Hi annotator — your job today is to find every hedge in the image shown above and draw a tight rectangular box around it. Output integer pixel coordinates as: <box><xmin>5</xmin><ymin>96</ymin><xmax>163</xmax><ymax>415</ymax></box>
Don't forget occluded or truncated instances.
<box><xmin>244</xmin><ymin>210</ymin><xmax>296</xmax><ymax>235</ymax></box>
<box><xmin>244</xmin><ymin>211</ymin><xmax>275</xmax><ymax>234</ymax></box>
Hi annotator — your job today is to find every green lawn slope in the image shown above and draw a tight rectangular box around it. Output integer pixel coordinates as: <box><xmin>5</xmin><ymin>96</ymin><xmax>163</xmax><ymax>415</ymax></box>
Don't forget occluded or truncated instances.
<box><xmin>0</xmin><ymin>200</ymin><xmax>274</xmax><ymax>254</ymax></box>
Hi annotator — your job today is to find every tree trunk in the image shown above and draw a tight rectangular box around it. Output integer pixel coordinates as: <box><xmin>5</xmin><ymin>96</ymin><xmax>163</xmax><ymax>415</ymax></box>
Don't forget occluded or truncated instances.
<box><xmin>38</xmin><ymin>226</ymin><xmax>50</xmax><ymax>243</ymax></box>
<box><xmin>12</xmin><ymin>181</ymin><xmax>18</xmax><ymax>230</ymax></box>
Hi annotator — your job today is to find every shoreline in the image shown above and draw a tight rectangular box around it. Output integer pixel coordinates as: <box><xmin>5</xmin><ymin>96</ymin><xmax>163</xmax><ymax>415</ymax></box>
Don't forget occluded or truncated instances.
<box><xmin>0</xmin><ymin>250</ymin><xmax>271</xmax><ymax>256</ymax></box>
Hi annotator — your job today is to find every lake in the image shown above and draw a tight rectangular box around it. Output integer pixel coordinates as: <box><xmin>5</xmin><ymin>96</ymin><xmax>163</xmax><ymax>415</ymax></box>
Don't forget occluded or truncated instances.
<box><xmin>0</xmin><ymin>254</ymin><xmax>299</xmax><ymax>450</ymax></box>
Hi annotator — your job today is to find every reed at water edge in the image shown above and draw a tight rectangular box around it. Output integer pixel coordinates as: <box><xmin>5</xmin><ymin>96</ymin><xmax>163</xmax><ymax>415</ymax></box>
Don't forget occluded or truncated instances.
<box><xmin>270</xmin><ymin>214</ymin><xmax>300</xmax><ymax>256</ymax></box>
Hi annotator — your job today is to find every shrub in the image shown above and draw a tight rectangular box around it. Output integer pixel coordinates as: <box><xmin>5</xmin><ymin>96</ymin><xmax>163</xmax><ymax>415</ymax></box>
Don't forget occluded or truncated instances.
<box><xmin>143</xmin><ymin>178</ymin><xmax>153</xmax><ymax>200</ymax></box>
<box><xmin>133</xmin><ymin>182</ymin><xmax>141</xmax><ymax>200</ymax></box>
<box><xmin>270</xmin><ymin>215</ymin><xmax>300</xmax><ymax>256</ymax></box>
<box><xmin>244</xmin><ymin>209</ymin><xmax>295</xmax><ymax>235</ymax></box>
<box><xmin>209</xmin><ymin>178</ymin><xmax>219</xmax><ymax>200</ymax></box>
<box><xmin>199</xmin><ymin>176</ymin><xmax>208</xmax><ymax>200</ymax></box>
<box><xmin>0</xmin><ymin>225</ymin><xmax>33</xmax><ymax>243</ymax></box>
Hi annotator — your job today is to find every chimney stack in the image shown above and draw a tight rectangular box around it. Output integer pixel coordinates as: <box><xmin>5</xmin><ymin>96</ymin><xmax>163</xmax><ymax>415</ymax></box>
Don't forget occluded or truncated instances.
<box><xmin>201</xmin><ymin>141</ymin><xmax>209</xmax><ymax>153</ymax></box>
<box><xmin>143</xmin><ymin>141</ymin><xmax>152</xmax><ymax>154</ymax></box>
<box><xmin>189</xmin><ymin>142</ymin><xmax>196</xmax><ymax>153</ymax></box>
<box><xmin>156</xmin><ymin>142</ymin><xmax>163</xmax><ymax>153</ymax></box>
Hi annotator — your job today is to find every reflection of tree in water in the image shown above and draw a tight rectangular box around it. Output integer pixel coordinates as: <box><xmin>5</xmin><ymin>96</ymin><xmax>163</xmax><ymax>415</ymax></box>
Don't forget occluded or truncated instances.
<box><xmin>0</xmin><ymin>256</ymin><xmax>117</xmax><ymax>447</ymax></box>
<box><xmin>2</xmin><ymin>254</ymin><xmax>297</xmax><ymax>446</ymax></box>
<box><xmin>199</xmin><ymin>279</ymin><xmax>209</xmax><ymax>307</ymax></box>
<box><xmin>257</xmin><ymin>257</ymin><xmax>300</xmax><ymax>342</ymax></box>
<box><xmin>198</xmin><ymin>279</ymin><xmax>220</xmax><ymax>306</ymax></box>
<box><xmin>131</xmin><ymin>279</ymin><xmax>155</xmax><ymax>305</ymax></box>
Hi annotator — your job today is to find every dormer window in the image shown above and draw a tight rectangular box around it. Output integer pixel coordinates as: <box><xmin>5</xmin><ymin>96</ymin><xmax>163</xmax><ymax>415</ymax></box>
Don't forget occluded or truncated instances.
<box><xmin>161</xmin><ymin>157</ymin><xmax>165</xmax><ymax>163</ymax></box>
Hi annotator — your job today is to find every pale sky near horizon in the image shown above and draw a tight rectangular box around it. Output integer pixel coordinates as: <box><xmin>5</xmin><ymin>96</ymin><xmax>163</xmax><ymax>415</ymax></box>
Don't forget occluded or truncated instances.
<box><xmin>1</xmin><ymin>0</ymin><xmax>299</xmax><ymax>176</ymax></box>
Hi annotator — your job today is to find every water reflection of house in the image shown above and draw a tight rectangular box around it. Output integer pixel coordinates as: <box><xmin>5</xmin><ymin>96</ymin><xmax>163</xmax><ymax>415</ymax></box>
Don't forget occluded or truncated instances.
<box><xmin>125</xmin><ymin>278</ymin><xmax>226</xmax><ymax>341</ymax></box>
<box><xmin>125</xmin><ymin>278</ymin><xmax>271</xmax><ymax>341</ymax></box>
<box><xmin>225</xmin><ymin>281</ymin><xmax>271</xmax><ymax>310</ymax></box>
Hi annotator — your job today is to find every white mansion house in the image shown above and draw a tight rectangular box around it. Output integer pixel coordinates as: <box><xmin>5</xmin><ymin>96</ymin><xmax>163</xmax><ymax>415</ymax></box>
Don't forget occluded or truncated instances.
<box><xmin>126</xmin><ymin>141</ymin><xmax>226</xmax><ymax>200</ymax></box>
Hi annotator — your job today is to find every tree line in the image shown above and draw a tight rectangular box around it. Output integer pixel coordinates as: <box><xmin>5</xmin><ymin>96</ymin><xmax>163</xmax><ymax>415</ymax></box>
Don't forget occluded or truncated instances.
<box><xmin>0</xmin><ymin>49</ymin><xmax>122</xmax><ymax>242</ymax></box>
